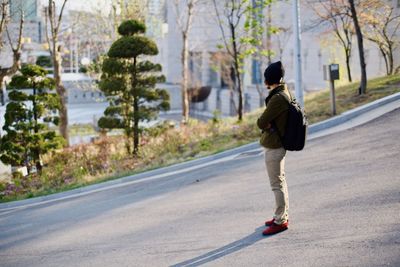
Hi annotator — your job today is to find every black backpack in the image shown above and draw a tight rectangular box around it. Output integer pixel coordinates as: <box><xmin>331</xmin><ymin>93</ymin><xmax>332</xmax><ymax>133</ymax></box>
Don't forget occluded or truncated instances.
<box><xmin>273</xmin><ymin>91</ymin><xmax>308</xmax><ymax>151</ymax></box>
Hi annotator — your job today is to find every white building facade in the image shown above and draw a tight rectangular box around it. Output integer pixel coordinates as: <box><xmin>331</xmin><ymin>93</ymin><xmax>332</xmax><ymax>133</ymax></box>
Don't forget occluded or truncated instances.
<box><xmin>151</xmin><ymin>0</ymin><xmax>400</xmax><ymax>116</ymax></box>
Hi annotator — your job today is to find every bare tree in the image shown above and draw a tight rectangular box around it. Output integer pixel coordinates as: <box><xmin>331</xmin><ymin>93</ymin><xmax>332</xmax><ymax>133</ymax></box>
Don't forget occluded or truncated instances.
<box><xmin>210</xmin><ymin>51</ymin><xmax>237</xmax><ymax>113</ymax></box>
<box><xmin>172</xmin><ymin>0</ymin><xmax>202</xmax><ymax>123</ymax></box>
<box><xmin>348</xmin><ymin>0</ymin><xmax>367</xmax><ymax>94</ymax></box>
<box><xmin>308</xmin><ymin>0</ymin><xmax>354</xmax><ymax>82</ymax></box>
<box><xmin>275</xmin><ymin>27</ymin><xmax>291</xmax><ymax>60</ymax></box>
<box><xmin>212</xmin><ymin>0</ymin><xmax>249</xmax><ymax>121</ymax></box>
<box><xmin>361</xmin><ymin>0</ymin><xmax>400</xmax><ymax>75</ymax></box>
<box><xmin>247</xmin><ymin>0</ymin><xmax>277</xmax><ymax>108</ymax></box>
<box><xmin>110</xmin><ymin>0</ymin><xmax>148</xmax><ymax>39</ymax></box>
<box><xmin>0</xmin><ymin>1</ymin><xmax>24</xmax><ymax>106</ymax></box>
<box><xmin>45</xmin><ymin>0</ymin><xmax>69</xmax><ymax>146</ymax></box>
<box><xmin>73</xmin><ymin>0</ymin><xmax>149</xmax><ymax>77</ymax></box>
<box><xmin>265</xmin><ymin>4</ymin><xmax>272</xmax><ymax>65</ymax></box>
<box><xmin>0</xmin><ymin>0</ymin><xmax>9</xmax><ymax>51</ymax></box>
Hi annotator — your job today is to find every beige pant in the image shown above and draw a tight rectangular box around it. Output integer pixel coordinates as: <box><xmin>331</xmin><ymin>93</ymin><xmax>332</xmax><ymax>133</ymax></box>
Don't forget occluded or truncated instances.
<box><xmin>264</xmin><ymin>147</ymin><xmax>288</xmax><ymax>225</ymax></box>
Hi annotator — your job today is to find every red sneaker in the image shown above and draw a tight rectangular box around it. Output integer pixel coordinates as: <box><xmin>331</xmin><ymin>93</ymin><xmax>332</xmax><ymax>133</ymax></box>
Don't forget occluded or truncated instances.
<box><xmin>265</xmin><ymin>218</ymin><xmax>275</xmax><ymax>227</ymax></box>
<box><xmin>262</xmin><ymin>222</ymin><xmax>288</xmax><ymax>235</ymax></box>
<box><xmin>265</xmin><ymin>218</ymin><xmax>289</xmax><ymax>227</ymax></box>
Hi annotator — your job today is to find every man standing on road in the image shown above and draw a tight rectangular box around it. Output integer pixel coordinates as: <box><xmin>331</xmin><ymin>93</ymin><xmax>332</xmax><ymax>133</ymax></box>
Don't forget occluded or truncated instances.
<box><xmin>257</xmin><ymin>61</ymin><xmax>291</xmax><ymax>235</ymax></box>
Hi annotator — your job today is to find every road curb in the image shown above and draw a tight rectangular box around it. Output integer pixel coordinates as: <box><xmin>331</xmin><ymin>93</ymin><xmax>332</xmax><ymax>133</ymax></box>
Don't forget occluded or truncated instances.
<box><xmin>1</xmin><ymin>92</ymin><xmax>399</xmax><ymax>210</ymax></box>
<box><xmin>308</xmin><ymin>92</ymin><xmax>400</xmax><ymax>134</ymax></box>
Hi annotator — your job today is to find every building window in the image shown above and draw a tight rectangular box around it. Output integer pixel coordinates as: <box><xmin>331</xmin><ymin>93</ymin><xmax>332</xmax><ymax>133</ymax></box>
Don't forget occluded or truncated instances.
<box><xmin>303</xmin><ymin>49</ymin><xmax>308</xmax><ymax>71</ymax></box>
<box><xmin>251</xmin><ymin>59</ymin><xmax>262</xmax><ymax>84</ymax></box>
<box><xmin>318</xmin><ymin>50</ymin><xmax>322</xmax><ymax>71</ymax></box>
<box><xmin>189</xmin><ymin>51</ymin><xmax>203</xmax><ymax>86</ymax></box>
<box><xmin>83</xmin><ymin>93</ymin><xmax>86</xmax><ymax>98</ymax></box>
<box><xmin>290</xmin><ymin>49</ymin><xmax>294</xmax><ymax>69</ymax></box>
<box><xmin>208</xmin><ymin>67</ymin><xmax>218</xmax><ymax>87</ymax></box>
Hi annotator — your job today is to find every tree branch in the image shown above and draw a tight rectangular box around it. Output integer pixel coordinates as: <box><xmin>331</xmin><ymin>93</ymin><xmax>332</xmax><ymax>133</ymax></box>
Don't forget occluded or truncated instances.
<box><xmin>172</xmin><ymin>0</ymin><xmax>184</xmax><ymax>31</ymax></box>
<box><xmin>44</xmin><ymin>7</ymin><xmax>52</xmax><ymax>56</ymax></box>
<box><xmin>55</xmin><ymin>0</ymin><xmax>68</xmax><ymax>34</ymax></box>
<box><xmin>0</xmin><ymin>0</ymin><xmax>9</xmax><ymax>45</ymax></box>
<box><xmin>212</xmin><ymin>0</ymin><xmax>234</xmax><ymax>57</ymax></box>
<box><xmin>0</xmin><ymin>7</ymin><xmax>23</xmax><ymax>76</ymax></box>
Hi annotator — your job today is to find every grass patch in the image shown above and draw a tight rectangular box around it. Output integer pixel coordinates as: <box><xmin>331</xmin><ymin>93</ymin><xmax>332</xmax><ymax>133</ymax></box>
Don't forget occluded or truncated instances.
<box><xmin>68</xmin><ymin>123</ymin><xmax>97</xmax><ymax>136</ymax></box>
<box><xmin>305</xmin><ymin>75</ymin><xmax>400</xmax><ymax>124</ymax></box>
<box><xmin>1</xmin><ymin>75</ymin><xmax>399</xmax><ymax>203</ymax></box>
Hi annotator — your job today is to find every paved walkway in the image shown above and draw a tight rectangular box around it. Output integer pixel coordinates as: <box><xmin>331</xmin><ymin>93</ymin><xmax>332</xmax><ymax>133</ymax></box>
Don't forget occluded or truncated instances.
<box><xmin>0</xmin><ymin>107</ymin><xmax>399</xmax><ymax>266</ymax></box>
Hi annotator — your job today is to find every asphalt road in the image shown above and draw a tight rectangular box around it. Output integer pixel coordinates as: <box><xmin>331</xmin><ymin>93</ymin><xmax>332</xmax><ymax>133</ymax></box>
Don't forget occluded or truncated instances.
<box><xmin>1</xmin><ymin>109</ymin><xmax>400</xmax><ymax>267</ymax></box>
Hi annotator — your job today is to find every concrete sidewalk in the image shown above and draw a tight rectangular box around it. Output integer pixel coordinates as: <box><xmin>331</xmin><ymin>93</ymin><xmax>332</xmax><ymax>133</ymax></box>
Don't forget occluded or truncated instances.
<box><xmin>1</xmin><ymin>103</ymin><xmax>399</xmax><ymax>267</ymax></box>
<box><xmin>0</xmin><ymin>92</ymin><xmax>399</xmax><ymax>211</ymax></box>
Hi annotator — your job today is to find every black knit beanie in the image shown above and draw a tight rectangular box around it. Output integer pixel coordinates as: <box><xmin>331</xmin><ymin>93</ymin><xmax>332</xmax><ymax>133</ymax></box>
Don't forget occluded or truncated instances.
<box><xmin>264</xmin><ymin>61</ymin><xmax>285</xmax><ymax>85</ymax></box>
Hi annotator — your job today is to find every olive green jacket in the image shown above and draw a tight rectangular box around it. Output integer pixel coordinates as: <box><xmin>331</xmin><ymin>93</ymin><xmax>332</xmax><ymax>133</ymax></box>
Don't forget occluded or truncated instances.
<box><xmin>257</xmin><ymin>84</ymin><xmax>291</xmax><ymax>149</ymax></box>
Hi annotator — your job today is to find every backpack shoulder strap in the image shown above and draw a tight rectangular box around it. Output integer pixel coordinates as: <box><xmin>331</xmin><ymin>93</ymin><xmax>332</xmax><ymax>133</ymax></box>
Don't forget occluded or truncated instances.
<box><xmin>276</xmin><ymin>90</ymin><xmax>293</xmax><ymax>104</ymax></box>
<box><xmin>271</xmin><ymin>89</ymin><xmax>292</xmax><ymax>144</ymax></box>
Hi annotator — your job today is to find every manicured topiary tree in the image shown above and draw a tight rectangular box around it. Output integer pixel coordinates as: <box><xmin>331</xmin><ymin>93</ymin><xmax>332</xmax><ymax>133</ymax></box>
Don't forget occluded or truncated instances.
<box><xmin>0</xmin><ymin>64</ymin><xmax>64</xmax><ymax>174</ymax></box>
<box><xmin>36</xmin><ymin>55</ymin><xmax>53</xmax><ymax>68</ymax></box>
<box><xmin>98</xmin><ymin>20</ymin><xmax>170</xmax><ymax>155</ymax></box>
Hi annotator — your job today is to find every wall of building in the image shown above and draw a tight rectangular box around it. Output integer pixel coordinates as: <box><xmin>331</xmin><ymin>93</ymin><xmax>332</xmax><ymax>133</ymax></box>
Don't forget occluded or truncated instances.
<box><xmin>157</xmin><ymin>0</ymin><xmax>399</xmax><ymax>96</ymax></box>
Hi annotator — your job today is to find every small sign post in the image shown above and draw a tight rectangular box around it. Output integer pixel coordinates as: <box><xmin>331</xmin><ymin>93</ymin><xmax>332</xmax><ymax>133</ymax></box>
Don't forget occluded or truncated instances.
<box><xmin>324</xmin><ymin>64</ymin><xmax>340</xmax><ymax>115</ymax></box>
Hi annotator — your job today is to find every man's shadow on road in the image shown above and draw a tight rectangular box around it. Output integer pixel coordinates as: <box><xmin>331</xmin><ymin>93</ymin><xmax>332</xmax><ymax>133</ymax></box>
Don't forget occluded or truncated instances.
<box><xmin>170</xmin><ymin>226</ymin><xmax>270</xmax><ymax>267</ymax></box>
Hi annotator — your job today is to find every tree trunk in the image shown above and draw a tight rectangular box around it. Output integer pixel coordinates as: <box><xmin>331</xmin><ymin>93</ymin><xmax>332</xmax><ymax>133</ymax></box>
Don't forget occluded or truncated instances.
<box><xmin>32</xmin><ymin>86</ymin><xmax>43</xmax><ymax>173</ymax></box>
<box><xmin>230</xmin><ymin>23</ymin><xmax>243</xmax><ymax>121</ymax></box>
<box><xmin>0</xmin><ymin>71</ymin><xmax>7</xmax><ymax>99</ymax></box>
<box><xmin>345</xmin><ymin>48</ymin><xmax>352</xmax><ymax>82</ymax></box>
<box><xmin>132</xmin><ymin>56</ymin><xmax>139</xmax><ymax>156</ymax></box>
<box><xmin>0</xmin><ymin>75</ymin><xmax>5</xmax><ymax>105</ymax></box>
<box><xmin>379</xmin><ymin>46</ymin><xmax>389</xmax><ymax>75</ymax></box>
<box><xmin>266</xmin><ymin>5</ymin><xmax>272</xmax><ymax>65</ymax></box>
<box><xmin>53</xmin><ymin>42</ymin><xmax>69</xmax><ymax>146</ymax></box>
<box><xmin>133</xmin><ymin>96</ymin><xmax>139</xmax><ymax>155</ymax></box>
<box><xmin>32</xmin><ymin>86</ymin><xmax>38</xmax><ymax>133</ymax></box>
<box><xmin>348</xmin><ymin>0</ymin><xmax>367</xmax><ymax>94</ymax></box>
<box><xmin>0</xmin><ymin>50</ymin><xmax>22</xmax><ymax>105</ymax></box>
<box><xmin>255</xmin><ymin>83</ymin><xmax>264</xmax><ymax>108</ymax></box>
<box><xmin>46</xmin><ymin>0</ymin><xmax>69</xmax><ymax>146</ymax></box>
<box><xmin>388</xmin><ymin>43</ymin><xmax>394</xmax><ymax>75</ymax></box>
<box><xmin>181</xmin><ymin>32</ymin><xmax>190</xmax><ymax>123</ymax></box>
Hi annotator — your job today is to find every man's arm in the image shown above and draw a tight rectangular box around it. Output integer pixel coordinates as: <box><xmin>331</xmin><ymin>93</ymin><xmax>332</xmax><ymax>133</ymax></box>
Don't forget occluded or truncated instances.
<box><xmin>257</xmin><ymin>95</ymin><xmax>286</xmax><ymax>130</ymax></box>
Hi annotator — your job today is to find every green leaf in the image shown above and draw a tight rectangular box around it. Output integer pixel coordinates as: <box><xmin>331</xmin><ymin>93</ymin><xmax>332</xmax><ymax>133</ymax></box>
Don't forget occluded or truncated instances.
<box><xmin>102</xmin><ymin>57</ymin><xmax>128</xmax><ymax>75</ymax></box>
<box><xmin>8</xmin><ymin>75</ymin><xmax>31</xmax><ymax>89</ymax></box>
<box><xmin>20</xmin><ymin>64</ymin><xmax>48</xmax><ymax>77</ymax></box>
<box><xmin>8</xmin><ymin>90</ymin><xmax>29</xmax><ymax>101</ymax></box>
<box><xmin>137</xmin><ymin>61</ymin><xmax>162</xmax><ymax>72</ymax></box>
<box><xmin>0</xmin><ymin>64</ymin><xmax>59</xmax><ymax>169</ymax></box>
<box><xmin>108</xmin><ymin>36</ymin><xmax>158</xmax><ymax>58</ymax></box>
<box><xmin>98</xmin><ymin>116</ymin><xmax>123</xmax><ymax>129</ymax></box>
<box><xmin>104</xmin><ymin>106</ymin><xmax>123</xmax><ymax>116</ymax></box>
<box><xmin>36</xmin><ymin>55</ymin><xmax>53</xmax><ymax>67</ymax></box>
<box><xmin>118</xmin><ymin>20</ymin><xmax>146</xmax><ymax>36</ymax></box>
<box><xmin>97</xmin><ymin>20</ymin><xmax>170</xmax><ymax>155</ymax></box>
<box><xmin>99</xmin><ymin>77</ymin><xmax>128</xmax><ymax>95</ymax></box>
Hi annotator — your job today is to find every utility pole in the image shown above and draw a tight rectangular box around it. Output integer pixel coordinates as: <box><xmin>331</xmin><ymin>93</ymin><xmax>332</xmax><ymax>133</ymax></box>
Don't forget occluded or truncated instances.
<box><xmin>293</xmin><ymin>0</ymin><xmax>304</xmax><ymax>107</ymax></box>
<box><xmin>69</xmin><ymin>36</ymin><xmax>73</xmax><ymax>73</ymax></box>
<box><xmin>75</xmin><ymin>39</ymin><xmax>79</xmax><ymax>73</ymax></box>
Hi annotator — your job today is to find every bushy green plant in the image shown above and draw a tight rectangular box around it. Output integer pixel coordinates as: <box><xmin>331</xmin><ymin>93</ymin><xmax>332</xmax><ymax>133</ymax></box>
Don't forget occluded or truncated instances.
<box><xmin>35</xmin><ymin>55</ymin><xmax>53</xmax><ymax>68</ymax></box>
<box><xmin>98</xmin><ymin>20</ymin><xmax>170</xmax><ymax>156</ymax></box>
<box><xmin>0</xmin><ymin>64</ymin><xmax>64</xmax><ymax>174</ymax></box>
